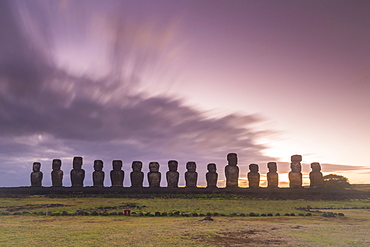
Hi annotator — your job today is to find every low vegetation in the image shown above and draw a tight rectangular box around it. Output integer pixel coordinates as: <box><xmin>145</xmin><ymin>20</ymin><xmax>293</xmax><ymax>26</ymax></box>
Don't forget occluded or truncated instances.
<box><xmin>1</xmin><ymin>196</ymin><xmax>370</xmax><ymax>216</ymax></box>
<box><xmin>323</xmin><ymin>174</ymin><xmax>351</xmax><ymax>189</ymax></box>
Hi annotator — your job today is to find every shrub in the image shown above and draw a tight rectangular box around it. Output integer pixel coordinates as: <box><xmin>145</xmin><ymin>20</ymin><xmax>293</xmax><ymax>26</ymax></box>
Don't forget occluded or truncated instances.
<box><xmin>324</xmin><ymin>174</ymin><xmax>350</xmax><ymax>190</ymax></box>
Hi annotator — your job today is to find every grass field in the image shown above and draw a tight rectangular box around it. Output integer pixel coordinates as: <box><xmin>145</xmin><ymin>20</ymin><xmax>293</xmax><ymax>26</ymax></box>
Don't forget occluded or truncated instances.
<box><xmin>1</xmin><ymin>212</ymin><xmax>369</xmax><ymax>247</ymax></box>
<box><xmin>351</xmin><ymin>184</ymin><xmax>370</xmax><ymax>192</ymax></box>
<box><xmin>1</xmin><ymin>195</ymin><xmax>370</xmax><ymax>246</ymax></box>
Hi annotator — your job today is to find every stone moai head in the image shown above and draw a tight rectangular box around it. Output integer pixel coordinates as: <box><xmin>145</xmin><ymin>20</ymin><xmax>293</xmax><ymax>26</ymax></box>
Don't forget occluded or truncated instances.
<box><xmin>132</xmin><ymin>161</ymin><xmax>143</xmax><ymax>172</ymax></box>
<box><xmin>291</xmin><ymin>155</ymin><xmax>302</xmax><ymax>163</ymax></box>
<box><xmin>267</xmin><ymin>162</ymin><xmax>277</xmax><ymax>172</ymax></box>
<box><xmin>291</xmin><ymin>163</ymin><xmax>301</xmax><ymax>172</ymax></box>
<box><xmin>311</xmin><ymin>162</ymin><xmax>321</xmax><ymax>172</ymax></box>
<box><xmin>52</xmin><ymin>159</ymin><xmax>61</xmax><ymax>170</ymax></box>
<box><xmin>73</xmin><ymin>157</ymin><xmax>83</xmax><ymax>169</ymax></box>
<box><xmin>227</xmin><ymin>153</ymin><xmax>238</xmax><ymax>165</ymax></box>
<box><xmin>112</xmin><ymin>160</ymin><xmax>123</xmax><ymax>170</ymax></box>
<box><xmin>94</xmin><ymin>160</ymin><xmax>103</xmax><ymax>171</ymax></box>
<box><xmin>149</xmin><ymin>162</ymin><xmax>160</xmax><ymax>172</ymax></box>
<box><xmin>186</xmin><ymin>162</ymin><xmax>196</xmax><ymax>172</ymax></box>
<box><xmin>168</xmin><ymin>160</ymin><xmax>178</xmax><ymax>172</ymax></box>
<box><xmin>249</xmin><ymin>164</ymin><xmax>259</xmax><ymax>173</ymax></box>
<box><xmin>33</xmin><ymin>162</ymin><xmax>41</xmax><ymax>172</ymax></box>
<box><xmin>207</xmin><ymin>163</ymin><xmax>217</xmax><ymax>173</ymax></box>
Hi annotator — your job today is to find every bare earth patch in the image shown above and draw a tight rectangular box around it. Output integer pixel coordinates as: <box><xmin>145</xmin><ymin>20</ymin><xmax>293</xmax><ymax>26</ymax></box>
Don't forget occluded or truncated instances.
<box><xmin>197</xmin><ymin>229</ymin><xmax>286</xmax><ymax>246</ymax></box>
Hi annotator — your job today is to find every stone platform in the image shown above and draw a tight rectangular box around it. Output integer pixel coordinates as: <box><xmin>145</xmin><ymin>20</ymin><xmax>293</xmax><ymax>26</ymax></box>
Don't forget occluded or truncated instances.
<box><xmin>0</xmin><ymin>187</ymin><xmax>368</xmax><ymax>200</ymax></box>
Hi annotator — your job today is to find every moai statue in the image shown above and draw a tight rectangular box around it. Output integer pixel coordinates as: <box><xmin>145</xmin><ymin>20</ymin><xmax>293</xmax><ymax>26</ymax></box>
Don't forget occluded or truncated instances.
<box><xmin>267</xmin><ymin>162</ymin><xmax>278</xmax><ymax>188</ymax></box>
<box><xmin>70</xmin><ymin>156</ymin><xmax>85</xmax><ymax>187</ymax></box>
<box><xmin>51</xmin><ymin>159</ymin><xmax>63</xmax><ymax>187</ymax></box>
<box><xmin>248</xmin><ymin>164</ymin><xmax>260</xmax><ymax>189</ymax></box>
<box><xmin>309</xmin><ymin>162</ymin><xmax>324</xmax><ymax>188</ymax></box>
<box><xmin>185</xmin><ymin>161</ymin><xmax>198</xmax><ymax>188</ymax></box>
<box><xmin>93</xmin><ymin>160</ymin><xmax>104</xmax><ymax>187</ymax></box>
<box><xmin>30</xmin><ymin>162</ymin><xmax>43</xmax><ymax>187</ymax></box>
<box><xmin>110</xmin><ymin>160</ymin><xmax>124</xmax><ymax>187</ymax></box>
<box><xmin>166</xmin><ymin>160</ymin><xmax>179</xmax><ymax>188</ymax></box>
<box><xmin>148</xmin><ymin>162</ymin><xmax>161</xmax><ymax>187</ymax></box>
<box><xmin>225</xmin><ymin>153</ymin><xmax>239</xmax><ymax>188</ymax></box>
<box><xmin>289</xmin><ymin>155</ymin><xmax>303</xmax><ymax>188</ymax></box>
<box><xmin>206</xmin><ymin>163</ymin><xmax>218</xmax><ymax>188</ymax></box>
<box><xmin>130</xmin><ymin>161</ymin><xmax>144</xmax><ymax>187</ymax></box>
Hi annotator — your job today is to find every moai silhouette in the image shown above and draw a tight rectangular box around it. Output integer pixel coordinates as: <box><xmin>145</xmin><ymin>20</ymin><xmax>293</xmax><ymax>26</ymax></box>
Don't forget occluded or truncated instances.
<box><xmin>309</xmin><ymin>162</ymin><xmax>324</xmax><ymax>188</ymax></box>
<box><xmin>93</xmin><ymin>160</ymin><xmax>104</xmax><ymax>187</ymax></box>
<box><xmin>148</xmin><ymin>162</ymin><xmax>161</xmax><ymax>187</ymax></box>
<box><xmin>267</xmin><ymin>162</ymin><xmax>278</xmax><ymax>188</ymax></box>
<box><xmin>289</xmin><ymin>155</ymin><xmax>303</xmax><ymax>188</ymax></box>
<box><xmin>31</xmin><ymin>162</ymin><xmax>43</xmax><ymax>187</ymax></box>
<box><xmin>51</xmin><ymin>159</ymin><xmax>63</xmax><ymax>187</ymax></box>
<box><xmin>130</xmin><ymin>161</ymin><xmax>144</xmax><ymax>187</ymax></box>
<box><xmin>110</xmin><ymin>160</ymin><xmax>124</xmax><ymax>187</ymax></box>
<box><xmin>248</xmin><ymin>164</ymin><xmax>260</xmax><ymax>188</ymax></box>
<box><xmin>166</xmin><ymin>160</ymin><xmax>179</xmax><ymax>188</ymax></box>
<box><xmin>70</xmin><ymin>157</ymin><xmax>85</xmax><ymax>187</ymax></box>
<box><xmin>185</xmin><ymin>161</ymin><xmax>198</xmax><ymax>188</ymax></box>
<box><xmin>206</xmin><ymin>163</ymin><xmax>218</xmax><ymax>188</ymax></box>
<box><xmin>225</xmin><ymin>153</ymin><xmax>239</xmax><ymax>188</ymax></box>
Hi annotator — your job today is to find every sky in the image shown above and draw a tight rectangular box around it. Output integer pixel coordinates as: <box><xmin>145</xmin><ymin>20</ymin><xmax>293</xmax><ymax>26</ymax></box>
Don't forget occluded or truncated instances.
<box><xmin>0</xmin><ymin>0</ymin><xmax>369</xmax><ymax>187</ymax></box>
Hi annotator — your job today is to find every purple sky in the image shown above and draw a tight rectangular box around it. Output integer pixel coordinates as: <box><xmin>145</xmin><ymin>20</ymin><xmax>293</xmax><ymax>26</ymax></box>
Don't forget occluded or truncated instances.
<box><xmin>1</xmin><ymin>0</ymin><xmax>369</xmax><ymax>187</ymax></box>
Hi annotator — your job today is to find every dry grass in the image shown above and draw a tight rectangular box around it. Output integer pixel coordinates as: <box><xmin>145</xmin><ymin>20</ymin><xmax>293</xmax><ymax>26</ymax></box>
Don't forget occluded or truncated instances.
<box><xmin>1</xmin><ymin>212</ymin><xmax>370</xmax><ymax>246</ymax></box>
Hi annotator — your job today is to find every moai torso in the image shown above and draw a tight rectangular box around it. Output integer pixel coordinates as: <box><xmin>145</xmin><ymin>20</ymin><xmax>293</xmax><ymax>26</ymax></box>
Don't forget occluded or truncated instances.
<box><xmin>289</xmin><ymin>155</ymin><xmax>302</xmax><ymax>188</ymax></box>
<box><xmin>289</xmin><ymin>170</ymin><xmax>302</xmax><ymax>188</ymax></box>
<box><xmin>148</xmin><ymin>162</ymin><xmax>161</xmax><ymax>187</ymax></box>
<box><xmin>206</xmin><ymin>163</ymin><xmax>218</xmax><ymax>188</ymax></box>
<box><xmin>248</xmin><ymin>164</ymin><xmax>260</xmax><ymax>189</ymax></box>
<box><xmin>93</xmin><ymin>160</ymin><xmax>104</xmax><ymax>187</ymax></box>
<box><xmin>110</xmin><ymin>160</ymin><xmax>124</xmax><ymax>187</ymax></box>
<box><xmin>130</xmin><ymin>161</ymin><xmax>144</xmax><ymax>187</ymax></box>
<box><xmin>225</xmin><ymin>153</ymin><xmax>239</xmax><ymax>188</ymax></box>
<box><xmin>31</xmin><ymin>162</ymin><xmax>43</xmax><ymax>187</ymax></box>
<box><xmin>309</xmin><ymin>162</ymin><xmax>324</xmax><ymax>188</ymax></box>
<box><xmin>267</xmin><ymin>162</ymin><xmax>278</xmax><ymax>188</ymax></box>
<box><xmin>185</xmin><ymin>161</ymin><xmax>198</xmax><ymax>188</ymax></box>
<box><xmin>70</xmin><ymin>157</ymin><xmax>85</xmax><ymax>187</ymax></box>
<box><xmin>166</xmin><ymin>160</ymin><xmax>179</xmax><ymax>188</ymax></box>
<box><xmin>51</xmin><ymin>159</ymin><xmax>63</xmax><ymax>187</ymax></box>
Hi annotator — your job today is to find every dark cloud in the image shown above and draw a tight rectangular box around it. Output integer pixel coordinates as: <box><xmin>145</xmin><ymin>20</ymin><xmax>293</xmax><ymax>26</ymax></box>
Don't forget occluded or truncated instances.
<box><xmin>0</xmin><ymin>1</ymin><xmax>368</xmax><ymax>186</ymax></box>
<box><xmin>2</xmin><ymin>1</ymin><xmax>366</xmax><ymax>187</ymax></box>
<box><xmin>0</xmin><ymin>1</ymin><xmax>52</xmax><ymax>97</ymax></box>
<box><xmin>0</xmin><ymin>0</ymin><xmax>274</xmax><ymax>187</ymax></box>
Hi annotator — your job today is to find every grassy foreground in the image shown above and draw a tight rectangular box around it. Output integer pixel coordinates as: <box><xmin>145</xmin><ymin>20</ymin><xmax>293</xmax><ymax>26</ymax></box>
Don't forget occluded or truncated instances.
<box><xmin>0</xmin><ymin>196</ymin><xmax>370</xmax><ymax>246</ymax></box>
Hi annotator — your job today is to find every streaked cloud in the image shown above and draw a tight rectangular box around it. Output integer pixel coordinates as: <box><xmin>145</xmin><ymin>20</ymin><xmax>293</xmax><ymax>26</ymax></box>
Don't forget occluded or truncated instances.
<box><xmin>0</xmin><ymin>0</ymin><xmax>271</xmax><ymax>186</ymax></box>
<box><xmin>1</xmin><ymin>1</ymin><xmax>368</xmax><ymax>187</ymax></box>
